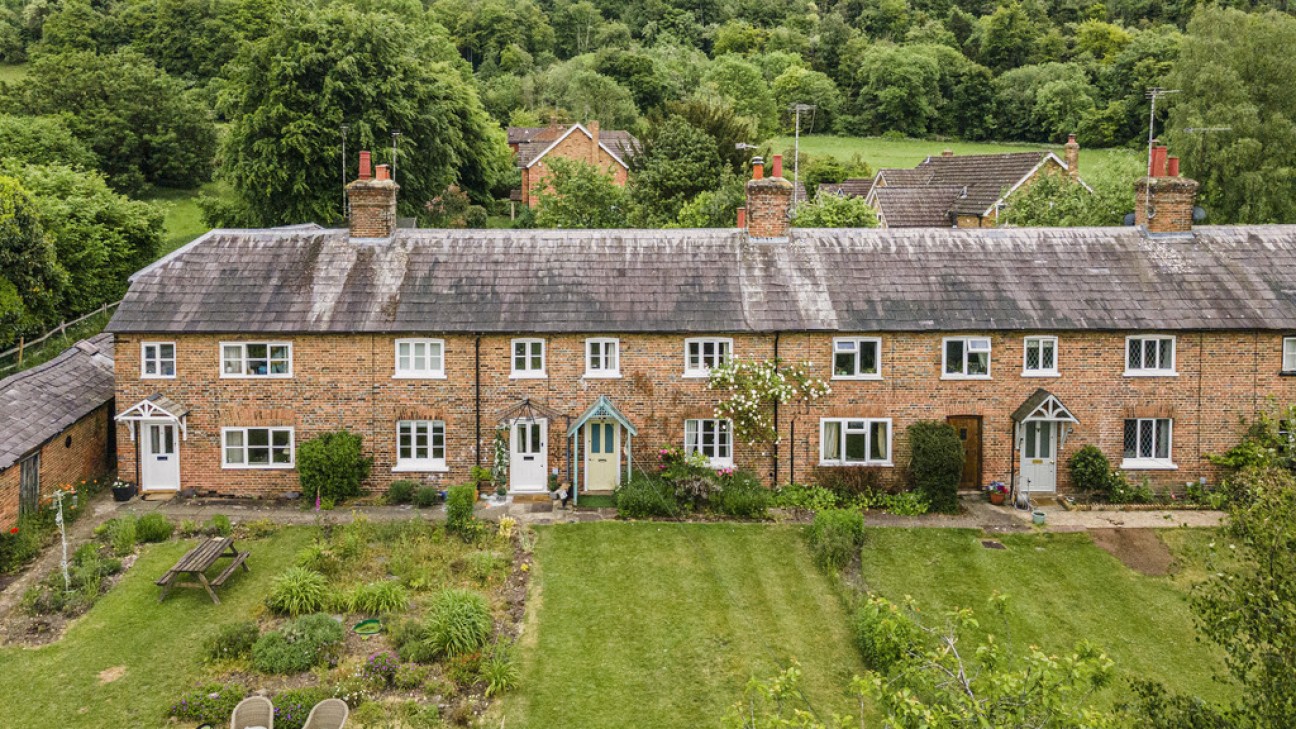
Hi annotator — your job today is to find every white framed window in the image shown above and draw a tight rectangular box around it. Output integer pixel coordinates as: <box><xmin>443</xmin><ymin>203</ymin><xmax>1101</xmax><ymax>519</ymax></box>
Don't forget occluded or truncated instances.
<box><xmin>394</xmin><ymin>338</ymin><xmax>445</xmax><ymax>378</ymax></box>
<box><xmin>833</xmin><ymin>337</ymin><xmax>881</xmax><ymax>379</ymax></box>
<box><xmin>1122</xmin><ymin>418</ymin><xmax>1174</xmax><ymax>469</ymax></box>
<box><xmin>222</xmin><ymin>427</ymin><xmax>294</xmax><ymax>468</ymax></box>
<box><xmin>943</xmin><ymin>337</ymin><xmax>991</xmax><ymax>379</ymax></box>
<box><xmin>1022</xmin><ymin>336</ymin><xmax>1058</xmax><ymax>377</ymax></box>
<box><xmin>511</xmin><ymin>338</ymin><xmax>546</xmax><ymax>378</ymax></box>
<box><xmin>1283</xmin><ymin>337</ymin><xmax>1296</xmax><ymax>373</ymax></box>
<box><xmin>585</xmin><ymin>338</ymin><xmax>621</xmax><ymax>378</ymax></box>
<box><xmin>141</xmin><ymin>341</ymin><xmax>176</xmax><ymax>379</ymax></box>
<box><xmin>394</xmin><ymin>420</ymin><xmax>446</xmax><ymax>472</ymax></box>
<box><xmin>684</xmin><ymin>338</ymin><xmax>732</xmax><ymax>377</ymax></box>
<box><xmin>1125</xmin><ymin>335</ymin><xmax>1176</xmax><ymax>376</ymax></box>
<box><xmin>820</xmin><ymin>418</ymin><xmax>892</xmax><ymax>466</ymax></box>
<box><xmin>684</xmin><ymin>418</ymin><xmax>732</xmax><ymax>467</ymax></box>
<box><xmin>221</xmin><ymin>342</ymin><xmax>292</xmax><ymax>378</ymax></box>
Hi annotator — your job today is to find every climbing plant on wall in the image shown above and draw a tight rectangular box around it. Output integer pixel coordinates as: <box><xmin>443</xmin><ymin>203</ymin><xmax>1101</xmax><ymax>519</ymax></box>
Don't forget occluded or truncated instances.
<box><xmin>707</xmin><ymin>358</ymin><xmax>830</xmax><ymax>446</ymax></box>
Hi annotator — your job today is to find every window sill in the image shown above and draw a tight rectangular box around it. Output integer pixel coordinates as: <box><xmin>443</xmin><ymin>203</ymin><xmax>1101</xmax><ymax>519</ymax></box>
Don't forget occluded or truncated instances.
<box><xmin>1123</xmin><ymin>371</ymin><xmax>1178</xmax><ymax>378</ymax></box>
<box><xmin>510</xmin><ymin>372</ymin><xmax>548</xmax><ymax>380</ymax></box>
<box><xmin>393</xmin><ymin>463</ymin><xmax>448</xmax><ymax>473</ymax></box>
<box><xmin>818</xmin><ymin>461</ymin><xmax>893</xmax><ymax>468</ymax></box>
<box><xmin>141</xmin><ymin>374</ymin><xmax>177</xmax><ymax>380</ymax></box>
<box><xmin>681</xmin><ymin>371</ymin><xmax>711</xmax><ymax>379</ymax></box>
<box><xmin>941</xmin><ymin>374</ymin><xmax>992</xmax><ymax>381</ymax></box>
<box><xmin>583</xmin><ymin>372</ymin><xmax>623</xmax><ymax>379</ymax></box>
<box><xmin>1120</xmin><ymin>459</ymin><xmax>1178</xmax><ymax>471</ymax></box>
<box><xmin>1021</xmin><ymin>371</ymin><xmax>1059</xmax><ymax>378</ymax></box>
<box><xmin>222</xmin><ymin>464</ymin><xmax>295</xmax><ymax>470</ymax></box>
<box><xmin>393</xmin><ymin>373</ymin><xmax>447</xmax><ymax>380</ymax></box>
<box><xmin>831</xmin><ymin>374</ymin><xmax>882</xmax><ymax>381</ymax></box>
<box><xmin>220</xmin><ymin>374</ymin><xmax>293</xmax><ymax>380</ymax></box>
<box><xmin>1280</xmin><ymin>371</ymin><xmax>1296</xmax><ymax>377</ymax></box>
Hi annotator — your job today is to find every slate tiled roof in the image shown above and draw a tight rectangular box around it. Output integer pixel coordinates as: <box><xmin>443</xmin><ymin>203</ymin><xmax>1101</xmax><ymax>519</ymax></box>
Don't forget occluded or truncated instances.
<box><xmin>818</xmin><ymin>179</ymin><xmax>874</xmax><ymax>199</ymax></box>
<box><xmin>509</xmin><ymin>125</ymin><xmax>639</xmax><ymax>167</ymax></box>
<box><xmin>875</xmin><ymin>168</ymin><xmax>934</xmax><ymax>187</ymax></box>
<box><xmin>874</xmin><ymin>186</ymin><xmax>962</xmax><ymax>228</ymax></box>
<box><xmin>918</xmin><ymin>152</ymin><xmax>1052</xmax><ymax>215</ymax></box>
<box><xmin>0</xmin><ymin>334</ymin><xmax>114</xmax><ymax>471</ymax></box>
<box><xmin>108</xmin><ymin>226</ymin><xmax>1296</xmax><ymax>336</ymax></box>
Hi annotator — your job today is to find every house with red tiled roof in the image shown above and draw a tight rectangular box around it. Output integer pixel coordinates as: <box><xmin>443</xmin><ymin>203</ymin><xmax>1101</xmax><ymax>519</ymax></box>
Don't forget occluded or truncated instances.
<box><xmin>507</xmin><ymin>122</ymin><xmax>638</xmax><ymax>211</ymax></box>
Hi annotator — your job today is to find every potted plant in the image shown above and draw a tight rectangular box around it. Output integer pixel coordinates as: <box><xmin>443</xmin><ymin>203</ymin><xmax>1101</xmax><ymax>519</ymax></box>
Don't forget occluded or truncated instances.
<box><xmin>986</xmin><ymin>481</ymin><xmax>1008</xmax><ymax>506</ymax></box>
<box><xmin>110</xmin><ymin>479</ymin><xmax>136</xmax><ymax>502</ymax></box>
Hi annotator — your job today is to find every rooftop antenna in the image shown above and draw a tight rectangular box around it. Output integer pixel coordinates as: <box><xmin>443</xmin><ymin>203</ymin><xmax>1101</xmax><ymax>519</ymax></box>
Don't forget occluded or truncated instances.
<box><xmin>391</xmin><ymin>129</ymin><xmax>401</xmax><ymax>184</ymax></box>
<box><xmin>340</xmin><ymin>123</ymin><xmax>350</xmax><ymax>220</ymax></box>
<box><xmin>790</xmin><ymin>104</ymin><xmax>816</xmax><ymax>207</ymax></box>
<box><xmin>1144</xmin><ymin>88</ymin><xmax>1179</xmax><ymax>223</ymax></box>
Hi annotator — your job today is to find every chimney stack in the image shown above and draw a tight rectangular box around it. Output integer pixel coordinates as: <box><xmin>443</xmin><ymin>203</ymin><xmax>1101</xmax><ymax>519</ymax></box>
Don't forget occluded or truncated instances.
<box><xmin>1064</xmin><ymin>133</ymin><xmax>1079</xmax><ymax>180</ymax></box>
<box><xmin>941</xmin><ymin>149</ymin><xmax>954</xmax><ymax>157</ymax></box>
<box><xmin>346</xmin><ymin>150</ymin><xmax>399</xmax><ymax>238</ymax></box>
<box><xmin>1135</xmin><ymin>143</ymin><xmax>1198</xmax><ymax>234</ymax></box>
<box><xmin>745</xmin><ymin>154</ymin><xmax>792</xmax><ymax>238</ymax></box>
<box><xmin>736</xmin><ymin>207</ymin><xmax>746</xmax><ymax>229</ymax></box>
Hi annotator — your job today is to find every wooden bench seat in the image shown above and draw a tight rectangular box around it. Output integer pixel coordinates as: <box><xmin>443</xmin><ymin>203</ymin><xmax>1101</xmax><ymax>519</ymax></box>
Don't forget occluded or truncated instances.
<box><xmin>210</xmin><ymin>549</ymin><xmax>250</xmax><ymax>587</ymax></box>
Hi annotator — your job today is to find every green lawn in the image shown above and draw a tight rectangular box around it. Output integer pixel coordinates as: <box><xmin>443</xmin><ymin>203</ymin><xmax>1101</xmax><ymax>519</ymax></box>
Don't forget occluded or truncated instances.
<box><xmin>858</xmin><ymin>528</ymin><xmax>1232</xmax><ymax>703</ymax></box>
<box><xmin>142</xmin><ymin>182</ymin><xmax>226</xmax><ymax>256</ymax></box>
<box><xmin>770</xmin><ymin>134</ymin><xmax>1140</xmax><ymax>180</ymax></box>
<box><xmin>501</xmin><ymin>523</ymin><xmax>864</xmax><ymax>728</ymax></box>
<box><xmin>0</xmin><ymin>528</ymin><xmax>313</xmax><ymax>729</ymax></box>
<box><xmin>0</xmin><ymin>62</ymin><xmax>27</xmax><ymax>84</ymax></box>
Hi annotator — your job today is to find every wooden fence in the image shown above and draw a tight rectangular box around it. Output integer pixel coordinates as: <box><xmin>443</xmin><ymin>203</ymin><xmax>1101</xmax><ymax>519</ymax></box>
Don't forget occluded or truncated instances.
<box><xmin>0</xmin><ymin>301</ymin><xmax>120</xmax><ymax>375</ymax></box>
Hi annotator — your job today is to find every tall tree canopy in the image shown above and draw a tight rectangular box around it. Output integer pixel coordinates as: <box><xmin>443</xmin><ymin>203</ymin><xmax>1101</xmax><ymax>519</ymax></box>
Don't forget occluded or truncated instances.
<box><xmin>216</xmin><ymin>3</ymin><xmax>512</xmax><ymax>227</ymax></box>
<box><xmin>0</xmin><ymin>175</ymin><xmax>64</xmax><ymax>347</ymax></box>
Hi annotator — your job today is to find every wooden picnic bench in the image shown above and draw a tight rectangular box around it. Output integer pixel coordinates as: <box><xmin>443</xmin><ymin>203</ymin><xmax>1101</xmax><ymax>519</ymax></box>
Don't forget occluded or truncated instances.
<box><xmin>156</xmin><ymin>537</ymin><xmax>250</xmax><ymax>604</ymax></box>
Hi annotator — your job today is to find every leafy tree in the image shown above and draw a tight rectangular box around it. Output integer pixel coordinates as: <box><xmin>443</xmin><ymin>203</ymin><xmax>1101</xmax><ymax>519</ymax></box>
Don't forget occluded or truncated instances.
<box><xmin>665</xmin><ymin>95</ymin><xmax>758</xmax><ymax>173</ymax></box>
<box><xmin>913</xmin><ymin>43</ymin><xmax>996</xmax><ymax>140</ymax></box>
<box><xmin>533</xmin><ymin>157</ymin><xmax>629</xmax><ymax>228</ymax></box>
<box><xmin>711</xmin><ymin>19</ymin><xmax>765</xmax><ymax>56</ymax></box>
<box><xmin>114</xmin><ymin>0</ymin><xmax>284</xmax><ymax>82</ymax></box>
<box><xmin>789</xmin><ymin>192</ymin><xmax>878</xmax><ymax>227</ymax></box>
<box><xmin>992</xmin><ymin>62</ymin><xmax>1090</xmax><ymax>141</ymax></box>
<box><xmin>999</xmin><ymin>152</ymin><xmax>1141</xmax><ymax>226</ymax></box>
<box><xmin>702</xmin><ymin>54</ymin><xmax>778</xmax><ymax>137</ymax></box>
<box><xmin>771</xmin><ymin>66</ymin><xmax>840</xmax><ymax>134</ymax></box>
<box><xmin>906</xmin><ymin>420</ymin><xmax>963</xmax><ymax>513</ymax></box>
<box><xmin>976</xmin><ymin>1</ymin><xmax>1040</xmax><ymax>72</ymax></box>
<box><xmin>751</xmin><ymin>50</ymin><xmax>804</xmax><ymax>83</ymax></box>
<box><xmin>798</xmin><ymin>154</ymin><xmax>871</xmax><ymax>199</ymax></box>
<box><xmin>0</xmin><ymin>175</ymin><xmax>64</xmax><ymax>347</ymax></box>
<box><xmin>595</xmin><ymin>49</ymin><xmax>669</xmax><ymax>112</ymax></box>
<box><xmin>0</xmin><ymin>114</ymin><xmax>96</xmax><ymax>169</ymax></box>
<box><xmin>1166</xmin><ymin>7</ymin><xmax>1296</xmax><ymax>223</ymax></box>
<box><xmin>432</xmin><ymin>0</ymin><xmax>555</xmax><ymax>69</ymax></box>
<box><xmin>29</xmin><ymin>0</ymin><xmax>115</xmax><ymax>56</ymax></box>
<box><xmin>538</xmin><ymin>61</ymin><xmax>641</xmax><ymax>129</ymax></box>
<box><xmin>845</xmin><ymin>43</ymin><xmax>941</xmax><ymax>136</ymax></box>
<box><xmin>217</xmin><ymin>4</ymin><xmax>511</xmax><ymax>226</ymax></box>
<box><xmin>297</xmin><ymin>430</ymin><xmax>373</xmax><ymax>505</ymax></box>
<box><xmin>1</xmin><ymin>160</ymin><xmax>162</xmax><ymax>316</ymax></box>
<box><xmin>1091</xmin><ymin>25</ymin><xmax>1181</xmax><ymax>147</ymax></box>
<box><xmin>629</xmin><ymin>115</ymin><xmax>723</xmax><ymax>225</ymax></box>
<box><xmin>1073</xmin><ymin>19</ymin><xmax>1131</xmax><ymax>64</ymax></box>
<box><xmin>551</xmin><ymin>0</ymin><xmax>606</xmax><ymax>58</ymax></box>
<box><xmin>674</xmin><ymin>170</ymin><xmax>744</xmax><ymax>227</ymax></box>
<box><xmin>6</xmin><ymin>49</ymin><xmax>216</xmax><ymax>193</ymax></box>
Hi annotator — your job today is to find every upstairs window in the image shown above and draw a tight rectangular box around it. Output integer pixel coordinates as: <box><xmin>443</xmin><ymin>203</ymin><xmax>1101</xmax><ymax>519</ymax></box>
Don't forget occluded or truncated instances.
<box><xmin>1123</xmin><ymin>418</ymin><xmax>1174</xmax><ymax>469</ymax></box>
<box><xmin>1022</xmin><ymin>336</ymin><xmax>1058</xmax><ymax>376</ymax></box>
<box><xmin>684</xmin><ymin>418</ymin><xmax>732</xmax><ymax>467</ymax></box>
<box><xmin>585</xmin><ymin>338</ymin><xmax>621</xmax><ymax>378</ymax></box>
<box><xmin>395</xmin><ymin>339</ymin><xmax>445</xmax><ymax>378</ymax></box>
<box><xmin>511</xmin><ymin>338</ymin><xmax>546</xmax><ymax>378</ymax></box>
<box><xmin>141</xmin><ymin>342</ymin><xmax>176</xmax><ymax>379</ymax></box>
<box><xmin>1126</xmin><ymin>335</ymin><xmax>1176</xmax><ymax>376</ymax></box>
<box><xmin>222</xmin><ymin>427</ymin><xmax>294</xmax><ymax>468</ymax></box>
<box><xmin>221</xmin><ymin>342</ymin><xmax>291</xmax><ymax>378</ymax></box>
<box><xmin>396</xmin><ymin>420</ymin><xmax>446</xmax><ymax>471</ymax></box>
<box><xmin>820</xmin><ymin>418</ymin><xmax>892</xmax><ymax>465</ymax></box>
<box><xmin>684</xmin><ymin>338</ymin><xmax>732</xmax><ymax>377</ymax></box>
<box><xmin>833</xmin><ymin>338</ymin><xmax>881</xmax><ymax>379</ymax></box>
<box><xmin>1283</xmin><ymin>337</ymin><xmax>1296</xmax><ymax>373</ymax></box>
<box><xmin>943</xmin><ymin>337</ymin><xmax>991</xmax><ymax>379</ymax></box>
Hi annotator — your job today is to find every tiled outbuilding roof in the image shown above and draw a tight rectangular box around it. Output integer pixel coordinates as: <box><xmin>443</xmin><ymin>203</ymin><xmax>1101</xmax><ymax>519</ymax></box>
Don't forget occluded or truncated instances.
<box><xmin>818</xmin><ymin>179</ymin><xmax>874</xmax><ymax>199</ymax></box>
<box><xmin>0</xmin><ymin>334</ymin><xmax>114</xmax><ymax>471</ymax></box>
<box><xmin>108</xmin><ymin>226</ymin><xmax>1296</xmax><ymax>336</ymax></box>
<box><xmin>873</xmin><ymin>186</ymin><xmax>963</xmax><ymax>228</ymax></box>
<box><xmin>870</xmin><ymin>152</ymin><xmax>1074</xmax><ymax>226</ymax></box>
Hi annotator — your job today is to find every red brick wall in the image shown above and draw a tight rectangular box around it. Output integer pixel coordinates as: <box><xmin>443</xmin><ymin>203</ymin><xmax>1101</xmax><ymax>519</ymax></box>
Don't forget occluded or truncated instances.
<box><xmin>521</xmin><ymin>131</ymin><xmax>628</xmax><ymax>207</ymax></box>
<box><xmin>112</xmin><ymin>331</ymin><xmax>1296</xmax><ymax>498</ymax></box>
<box><xmin>0</xmin><ymin>403</ymin><xmax>114</xmax><ymax>530</ymax></box>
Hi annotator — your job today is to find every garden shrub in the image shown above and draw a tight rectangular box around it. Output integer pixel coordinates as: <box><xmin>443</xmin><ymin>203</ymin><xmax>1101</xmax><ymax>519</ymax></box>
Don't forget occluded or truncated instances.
<box><xmin>0</xmin><ymin>516</ymin><xmax>46</xmax><ymax>574</ymax></box>
<box><xmin>460</xmin><ymin>550</ymin><xmax>508</xmax><ymax>584</ymax></box>
<box><xmin>813</xmin><ymin>466</ymin><xmax>882</xmax><ymax>500</ymax></box>
<box><xmin>295</xmin><ymin>542</ymin><xmax>342</xmax><ymax>576</ymax></box>
<box><xmin>615</xmin><ymin>473</ymin><xmax>681</xmax><ymax>518</ymax></box>
<box><xmin>711</xmin><ymin>471</ymin><xmax>770</xmax><ymax>518</ymax></box>
<box><xmin>203</xmin><ymin>620</ymin><xmax>260</xmax><ymax>662</ymax></box>
<box><xmin>179</xmin><ymin>518</ymin><xmax>200</xmax><ymax>536</ymax></box>
<box><xmin>348</xmin><ymin>579</ymin><xmax>409</xmax><ymax>615</ymax></box>
<box><xmin>22</xmin><ymin>543</ymin><xmax>121</xmax><ymax>616</ymax></box>
<box><xmin>393</xmin><ymin>662</ymin><xmax>430</xmax><ymax>690</ymax></box>
<box><xmin>421</xmin><ymin>588</ymin><xmax>493</xmax><ymax>659</ymax></box>
<box><xmin>658</xmin><ymin>446</ymin><xmax>717</xmax><ymax>508</ymax></box>
<box><xmin>772</xmin><ymin>483</ymin><xmax>839</xmax><ymax>512</ymax></box>
<box><xmin>266</xmin><ymin>566</ymin><xmax>329</xmax><ymax>616</ymax></box>
<box><xmin>169</xmin><ymin>683</ymin><xmax>248</xmax><ymax>724</ymax></box>
<box><xmin>1068</xmin><ymin>444</ymin><xmax>1113</xmax><ymax>495</ymax></box>
<box><xmin>363</xmin><ymin>650</ymin><xmax>400</xmax><ymax>687</ymax></box>
<box><xmin>907</xmin><ymin>421</ymin><xmax>964</xmax><ymax>513</ymax></box>
<box><xmin>853</xmin><ymin>596</ymin><xmax>925</xmax><ymax>674</ymax></box>
<box><xmin>446</xmin><ymin>484</ymin><xmax>476</xmax><ymax>533</ymax></box>
<box><xmin>480</xmin><ymin>643</ymin><xmax>519</xmax><ymax>697</ymax></box>
<box><xmin>272</xmin><ymin>687</ymin><xmax>332</xmax><ymax>729</ymax></box>
<box><xmin>878</xmin><ymin>491</ymin><xmax>929</xmax><ymax>516</ymax></box>
<box><xmin>388</xmin><ymin>479</ymin><xmax>418</xmax><ymax>505</ymax></box>
<box><xmin>445</xmin><ymin>651</ymin><xmax>483</xmax><ymax>686</ymax></box>
<box><xmin>110</xmin><ymin>516</ymin><xmax>137</xmax><ymax>556</ymax></box>
<box><xmin>809</xmin><ymin>508</ymin><xmax>866</xmax><ymax>571</ymax></box>
<box><xmin>414</xmin><ymin>485</ymin><xmax>442</xmax><ymax>509</ymax></box>
<box><xmin>296</xmin><ymin>429</ymin><xmax>373</xmax><ymax>505</ymax></box>
<box><xmin>207</xmin><ymin>514</ymin><xmax>233</xmax><ymax>536</ymax></box>
<box><xmin>390</xmin><ymin>618</ymin><xmax>437</xmax><ymax>663</ymax></box>
<box><xmin>246</xmin><ymin>518</ymin><xmax>279</xmax><ymax>539</ymax></box>
<box><xmin>251</xmin><ymin>614</ymin><xmax>345</xmax><ymax>674</ymax></box>
<box><xmin>135</xmin><ymin>513</ymin><xmax>174</xmax><ymax>543</ymax></box>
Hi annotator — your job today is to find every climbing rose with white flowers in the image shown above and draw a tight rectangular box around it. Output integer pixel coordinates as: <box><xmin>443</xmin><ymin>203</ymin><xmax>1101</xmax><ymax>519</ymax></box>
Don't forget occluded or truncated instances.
<box><xmin>706</xmin><ymin>358</ymin><xmax>831</xmax><ymax>446</ymax></box>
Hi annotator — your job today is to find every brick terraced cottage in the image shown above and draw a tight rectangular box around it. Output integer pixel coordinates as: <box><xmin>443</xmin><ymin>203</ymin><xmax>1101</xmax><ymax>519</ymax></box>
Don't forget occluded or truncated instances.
<box><xmin>0</xmin><ymin>335</ymin><xmax>115</xmax><ymax>529</ymax></box>
<box><xmin>508</xmin><ymin>122</ymin><xmax>638</xmax><ymax>209</ymax></box>
<box><xmin>105</xmin><ymin>152</ymin><xmax>1296</xmax><ymax>501</ymax></box>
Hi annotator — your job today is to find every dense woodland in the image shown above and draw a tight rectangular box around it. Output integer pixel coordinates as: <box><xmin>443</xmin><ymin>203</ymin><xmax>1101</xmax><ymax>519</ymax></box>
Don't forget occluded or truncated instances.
<box><xmin>2</xmin><ymin>0</ymin><xmax>1296</xmax><ymax>346</ymax></box>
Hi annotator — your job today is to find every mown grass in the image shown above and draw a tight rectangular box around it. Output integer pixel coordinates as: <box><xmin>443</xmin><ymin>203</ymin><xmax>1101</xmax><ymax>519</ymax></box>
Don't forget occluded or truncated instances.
<box><xmin>0</xmin><ymin>528</ymin><xmax>313</xmax><ymax>729</ymax></box>
<box><xmin>857</xmin><ymin>527</ymin><xmax>1233</xmax><ymax>703</ymax></box>
<box><xmin>501</xmin><ymin>522</ymin><xmax>864</xmax><ymax>729</ymax></box>
<box><xmin>142</xmin><ymin>181</ymin><xmax>227</xmax><ymax>256</ymax></box>
<box><xmin>770</xmin><ymin>134</ymin><xmax>1140</xmax><ymax>180</ymax></box>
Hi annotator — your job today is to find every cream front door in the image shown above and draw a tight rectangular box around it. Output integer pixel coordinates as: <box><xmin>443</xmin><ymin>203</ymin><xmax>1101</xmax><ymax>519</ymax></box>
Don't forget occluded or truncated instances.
<box><xmin>141</xmin><ymin>421</ymin><xmax>180</xmax><ymax>491</ymax></box>
<box><xmin>510</xmin><ymin>419</ymin><xmax>547</xmax><ymax>492</ymax></box>
<box><xmin>584</xmin><ymin>420</ymin><xmax>621</xmax><ymax>491</ymax></box>
<box><xmin>1020</xmin><ymin>421</ymin><xmax>1057</xmax><ymax>493</ymax></box>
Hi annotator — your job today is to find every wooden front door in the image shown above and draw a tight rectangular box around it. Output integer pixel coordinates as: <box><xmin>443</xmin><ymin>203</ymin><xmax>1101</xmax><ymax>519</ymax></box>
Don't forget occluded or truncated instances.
<box><xmin>584</xmin><ymin>420</ymin><xmax>621</xmax><ymax>491</ymax></box>
<box><xmin>946</xmin><ymin>415</ymin><xmax>982</xmax><ymax>490</ymax></box>
<box><xmin>19</xmin><ymin>453</ymin><xmax>39</xmax><ymax>517</ymax></box>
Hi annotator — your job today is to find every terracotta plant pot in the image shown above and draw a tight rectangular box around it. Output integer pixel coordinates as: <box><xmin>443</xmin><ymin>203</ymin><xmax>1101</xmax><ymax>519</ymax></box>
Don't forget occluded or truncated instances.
<box><xmin>989</xmin><ymin>491</ymin><xmax>1006</xmax><ymax>505</ymax></box>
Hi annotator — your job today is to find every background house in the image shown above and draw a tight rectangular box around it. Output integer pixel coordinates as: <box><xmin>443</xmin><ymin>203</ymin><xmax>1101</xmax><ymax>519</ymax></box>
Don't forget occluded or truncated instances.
<box><xmin>507</xmin><ymin>122</ymin><xmax>638</xmax><ymax>210</ymax></box>
<box><xmin>0</xmin><ymin>334</ymin><xmax>115</xmax><ymax>529</ymax></box>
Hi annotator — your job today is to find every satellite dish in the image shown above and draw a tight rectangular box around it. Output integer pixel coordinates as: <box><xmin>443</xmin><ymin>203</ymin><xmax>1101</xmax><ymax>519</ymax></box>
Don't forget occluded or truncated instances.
<box><xmin>1192</xmin><ymin>206</ymin><xmax>1207</xmax><ymax>222</ymax></box>
<box><xmin>1123</xmin><ymin>212</ymin><xmax>1136</xmax><ymax>226</ymax></box>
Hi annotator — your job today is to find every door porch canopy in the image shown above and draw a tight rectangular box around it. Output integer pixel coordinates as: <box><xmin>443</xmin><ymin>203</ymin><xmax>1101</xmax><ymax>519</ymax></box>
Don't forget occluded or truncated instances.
<box><xmin>116</xmin><ymin>393</ymin><xmax>190</xmax><ymax>441</ymax></box>
<box><xmin>567</xmin><ymin>396</ymin><xmax>639</xmax><ymax>502</ymax></box>
<box><xmin>1011</xmin><ymin>388</ymin><xmax>1078</xmax><ymax>424</ymax></box>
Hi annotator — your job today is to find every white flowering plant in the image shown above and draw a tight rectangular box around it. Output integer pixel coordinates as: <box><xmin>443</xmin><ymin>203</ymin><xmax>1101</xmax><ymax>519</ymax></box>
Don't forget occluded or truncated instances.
<box><xmin>707</xmin><ymin>358</ymin><xmax>831</xmax><ymax>446</ymax></box>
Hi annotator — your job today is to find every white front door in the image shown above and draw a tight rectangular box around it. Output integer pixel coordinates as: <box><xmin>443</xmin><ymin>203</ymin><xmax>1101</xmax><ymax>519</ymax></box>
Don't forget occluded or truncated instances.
<box><xmin>141</xmin><ymin>421</ymin><xmax>180</xmax><ymax>491</ymax></box>
<box><xmin>1020</xmin><ymin>421</ymin><xmax>1057</xmax><ymax>493</ymax></box>
<box><xmin>510</xmin><ymin>419</ymin><xmax>548</xmax><ymax>492</ymax></box>
<box><xmin>584</xmin><ymin>420</ymin><xmax>621</xmax><ymax>491</ymax></box>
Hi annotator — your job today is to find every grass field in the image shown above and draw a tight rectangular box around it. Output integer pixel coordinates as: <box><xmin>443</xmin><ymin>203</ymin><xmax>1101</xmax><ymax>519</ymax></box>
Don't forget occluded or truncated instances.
<box><xmin>501</xmin><ymin>523</ymin><xmax>865</xmax><ymax>728</ymax></box>
<box><xmin>142</xmin><ymin>182</ymin><xmax>226</xmax><ymax>256</ymax></box>
<box><xmin>858</xmin><ymin>527</ymin><xmax>1232</xmax><ymax>703</ymax></box>
<box><xmin>0</xmin><ymin>62</ymin><xmax>27</xmax><ymax>84</ymax></box>
<box><xmin>770</xmin><ymin>134</ymin><xmax>1141</xmax><ymax>180</ymax></box>
<box><xmin>0</xmin><ymin>528</ymin><xmax>313</xmax><ymax>729</ymax></box>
